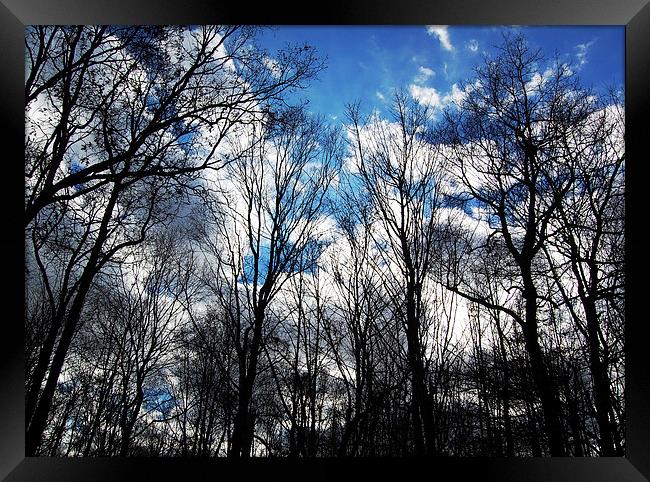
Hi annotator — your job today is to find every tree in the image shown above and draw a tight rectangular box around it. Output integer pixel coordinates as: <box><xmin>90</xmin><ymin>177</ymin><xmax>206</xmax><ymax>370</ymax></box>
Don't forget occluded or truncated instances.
<box><xmin>38</xmin><ymin>230</ymin><xmax>198</xmax><ymax>456</ymax></box>
<box><xmin>25</xmin><ymin>25</ymin><xmax>322</xmax><ymax>455</ymax></box>
<box><xmin>437</xmin><ymin>33</ymin><xmax>617</xmax><ymax>456</ymax></box>
<box><xmin>540</xmin><ymin>95</ymin><xmax>625</xmax><ymax>455</ymax></box>
<box><xmin>25</xmin><ymin>28</ymin><xmax>625</xmax><ymax>459</ymax></box>
<box><xmin>346</xmin><ymin>92</ymin><xmax>446</xmax><ymax>455</ymax></box>
<box><xmin>324</xmin><ymin>192</ymin><xmax>398</xmax><ymax>455</ymax></box>
<box><xmin>195</xmin><ymin>106</ymin><xmax>341</xmax><ymax>457</ymax></box>
<box><xmin>25</xmin><ymin>25</ymin><xmax>321</xmax><ymax>224</ymax></box>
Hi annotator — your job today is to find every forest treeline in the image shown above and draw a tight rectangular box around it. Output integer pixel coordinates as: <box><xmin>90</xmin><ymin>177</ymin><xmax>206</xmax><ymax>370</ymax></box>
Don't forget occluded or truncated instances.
<box><xmin>25</xmin><ymin>26</ymin><xmax>624</xmax><ymax>457</ymax></box>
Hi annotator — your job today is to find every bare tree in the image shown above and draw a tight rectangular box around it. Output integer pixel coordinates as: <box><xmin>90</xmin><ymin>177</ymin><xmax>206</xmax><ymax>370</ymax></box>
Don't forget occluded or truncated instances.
<box><xmin>40</xmin><ymin>230</ymin><xmax>198</xmax><ymax>456</ymax></box>
<box><xmin>25</xmin><ymin>25</ymin><xmax>322</xmax><ymax>224</ymax></box>
<box><xmin>436</xmin><ymin>34</ymin><xmax>619</xmax><ymax>456</ymax></box>
<box><xmin>346</xmin><ymin>92</ymin><xmax>446</xmax><ymax>455</ymax></box>
<box><xmin>25</xmin><ymin>29</ymin><xmax>624</xmax><ymax>459</ymax></box>
<box><xmin>540</xmin><ymin>94</ymin><xmax>625</xmax><ymax>455</ymax></box>
<box><xmin>325</xmin><ymin>196</ymin><xmax>394</xmax><ymax>456</ymax></box>
<box><xmin>25</xmin><ymin>25</ymin><xmax>322</xmax><ymax>455</ymax></box>
<box><xmin>195</xmin><ymin>107</ymin><xmax>341</xmax><ymax>457</ymax></box>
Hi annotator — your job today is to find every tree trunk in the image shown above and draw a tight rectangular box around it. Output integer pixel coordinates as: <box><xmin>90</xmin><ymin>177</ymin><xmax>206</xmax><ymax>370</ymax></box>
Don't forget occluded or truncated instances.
<box><xmin>119</xmin><ymin>385</ymin><xmax>144</xmax><ymax>456</ymax></box>
<box><xmin>229</xmin><ymin>304</ymin><xmax>265</xmax><ymax>458</ymax></box>
<box><xmin>229</xmin><ymin>371</ymin><xmax>254</xmax><ymax>457</ymax></box>
<box><xmin>494</xmin><ymin>313</ymin><xmax>515</xmax><ymax>456</ymax></box>
<box><xmin>26</xmin><ymin>287</ymin><xmax>88</xmax><ymax>455</ymax></box>
<box><xmin>25</xmin><ymin>306</ymin><xmax>65</xmax><ymax>432</ymax></box>
<box><xmin>521</xmin><ymin>294</ymin><xmax>566</xmax><ymax>456</ymax></box>
<box><xmin>583</xmin><ymin>298</ymin><xmax>618</xmax><ymax>456</ymax></box>
<box><xmin>404</xmin><ymin>277</ymin><xmax>437</xmax><ymax>456</ymax></box>
<box><xmin>26</xmin><ymin>183</ymin><xmax>120</xmax><ymax>455</ymax></box>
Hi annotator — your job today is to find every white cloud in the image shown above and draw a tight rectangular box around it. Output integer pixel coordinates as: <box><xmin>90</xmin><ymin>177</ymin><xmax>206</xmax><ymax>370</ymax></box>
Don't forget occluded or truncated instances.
<box><xmin>524</xmin><ymin>67</ymin><xmax>554</xmax><ymax>94</ymax></box>
<box><xmin>376</xmin><ymin>91</ymin><xmax>386</xmax><ymax>102</ymax></box>
<box><xmin>426</xmin><ymin>25</ymin><xmax>454</xmax><ymax>51</ymax></box>
<box><xmin>524</xmin><ymin>63</ymin><xmax>572</xmax><ymax>96</ymax></box>
<box><xmin>263</xmin><ymin>56</ymin><xmax>283</xmax><ymax>79</ymax></box>
<box><xmin>441</xmin><ymin>83</ymin><xmax>466</xmax><ymax>107</ymax></box>
<box><xmin>415</xmin><ymin>66</ymin><xmax>435</xmax><ymax>84</ymax></box>
<box><xmin>576</xmin><ymin>39</ymin><xmax>597</xmax><ymax>67</ymax></box>
<box><xmin>437</xmin><ymin>206</ymin><xmax>492</xmax><ymax>238</ymax></box>
<box><xmin>409</xmin><ymin>84</ymin><xmax>441</xmax><ymax>108</ymax></box>
<box><xmin>409</xmin><ymin>80</ymin><xmax>481</xmax><ymax>110</ymax></box>
<box><xmin>466</xmin><ymin>39</ymin><xmax>479</xmax><ymax>53</ymax></box>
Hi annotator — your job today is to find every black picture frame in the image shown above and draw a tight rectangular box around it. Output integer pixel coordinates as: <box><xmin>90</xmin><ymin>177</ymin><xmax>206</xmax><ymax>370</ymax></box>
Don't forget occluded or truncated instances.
<box><xmin>2</xmin><ymin>1</ymin><xmax>648</xmax><ymax>480</ymax></box>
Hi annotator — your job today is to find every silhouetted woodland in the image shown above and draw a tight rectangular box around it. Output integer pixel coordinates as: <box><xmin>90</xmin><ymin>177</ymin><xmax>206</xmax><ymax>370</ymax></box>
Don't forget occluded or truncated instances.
<box><xmin>25</xmin><ymin>26</ymin><xmax>624</xmax><ymax>457</ymax></box>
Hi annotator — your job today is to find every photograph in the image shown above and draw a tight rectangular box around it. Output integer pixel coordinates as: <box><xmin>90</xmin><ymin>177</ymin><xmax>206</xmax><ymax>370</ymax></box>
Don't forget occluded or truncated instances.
<box><xmin>23</xmin><ymin>24</ymin><xmax>627</xmax><ymax>459</ymax></box>
<box><xmin>2</xmin><ymin>1</ymin><xmax>648</xmax><ymax>479</ymax></box>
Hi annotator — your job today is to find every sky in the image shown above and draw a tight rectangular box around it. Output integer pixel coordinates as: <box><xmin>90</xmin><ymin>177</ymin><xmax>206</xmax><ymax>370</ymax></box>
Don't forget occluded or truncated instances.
<box><xmin>249</xmin><ymin>25</ymin><xmax>625</xmax><ymax>337</ymax></box>
<box><xmin>255</xmin><ymin>25</ymin><xmax>624</xmax><ymax>121</ymax></box>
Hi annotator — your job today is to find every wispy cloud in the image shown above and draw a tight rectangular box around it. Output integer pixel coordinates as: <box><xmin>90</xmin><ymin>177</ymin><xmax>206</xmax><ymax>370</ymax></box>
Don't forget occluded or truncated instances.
<box><xmin>263</xmin><ymin>57</ymin><xmax>282</xmax><ymax>79</ymax></box>
<box><xmin>576</xmin><ymin>39</ymin><xmax>597</xmax><ymax>68</ymax></box>
<box><xmin>376</xmin><ymin>91</ymin><xmax>386</xmax><ymax>102</ymax></box>
<box><xmin>414</xmin><ymin>66</ymin><xmax>435</xmax><ymax>84</ymax></box>
<box><xmin>426</xmin><ymin>25</ymin><xmax>454</xmax><ymax>51</ymax></box>
<box><xmin>525</xmin><ymin>64</ymin><xmax>572</xmax><ymax>94</ymax></box>
<box><xmin>442</xmin><ymin>83</ymin><xmax>467</xmax><ymax>107</ymax></box>
<box><xmin>466</xmin><ymin>39</ymin><xmax>479</xmax><ymax>53</ymax></box>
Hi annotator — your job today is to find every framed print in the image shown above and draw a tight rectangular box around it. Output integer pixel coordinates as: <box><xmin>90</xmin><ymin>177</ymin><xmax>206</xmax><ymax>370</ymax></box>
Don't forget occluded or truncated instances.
<box><xmin>2</xmin><ymin>0</ymin><xmax>649</xmax><ymax>480</ymax></box>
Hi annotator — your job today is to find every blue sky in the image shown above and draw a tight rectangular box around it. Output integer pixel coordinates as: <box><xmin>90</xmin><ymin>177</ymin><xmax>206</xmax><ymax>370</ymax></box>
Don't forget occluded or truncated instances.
<box><xmin>256</xmin><ymin>26</ymin><xmax>624</xmax><ymax>121</ymax></box>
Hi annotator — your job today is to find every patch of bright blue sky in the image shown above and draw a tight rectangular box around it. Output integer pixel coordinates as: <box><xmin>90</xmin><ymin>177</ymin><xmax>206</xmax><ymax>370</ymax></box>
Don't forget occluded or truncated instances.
<box><xmin>143</xmin><ymin>386</ymin><xmax>175</xmax><ymax>419</ymax></box>
<box><xmin>256</xmin><ymin>26</ymin><xmax>624</xmax><ymax>122</ymax></box>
